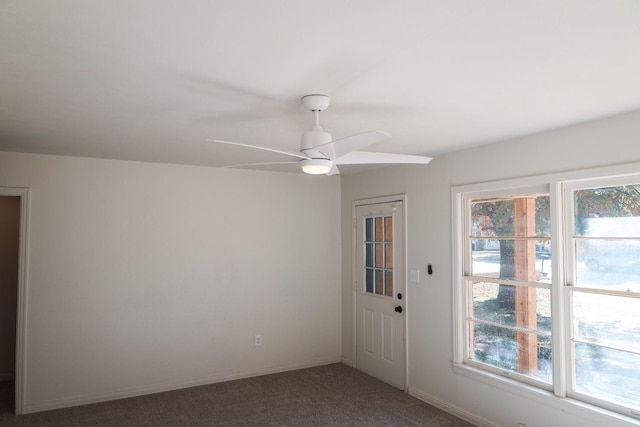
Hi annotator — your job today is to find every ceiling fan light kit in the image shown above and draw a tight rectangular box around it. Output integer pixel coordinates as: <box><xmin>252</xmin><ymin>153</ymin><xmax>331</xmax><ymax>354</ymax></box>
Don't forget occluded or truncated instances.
<box><xmin>300</xmin><ymin>158</ymin><xmax>333</xmax><ymax>174</ymax></box>
<box><xmin>209</xmin><ymin>94</ymin><xmax>432</xmax><ymax>176</ymax></box>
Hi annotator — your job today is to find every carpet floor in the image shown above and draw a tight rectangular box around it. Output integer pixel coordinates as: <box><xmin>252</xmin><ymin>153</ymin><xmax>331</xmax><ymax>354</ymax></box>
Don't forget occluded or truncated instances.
<box><xmin>0</xmin><ymin>363</ymin><xmax>475</xmax><ymax>426</ymax></box>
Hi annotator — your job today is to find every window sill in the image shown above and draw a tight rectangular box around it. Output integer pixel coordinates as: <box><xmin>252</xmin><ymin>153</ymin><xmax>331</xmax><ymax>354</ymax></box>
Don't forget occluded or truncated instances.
<box><xmin>451</xmin><ymin>362</ymin><xmax>640</xmax><ymax>426</ymax></box>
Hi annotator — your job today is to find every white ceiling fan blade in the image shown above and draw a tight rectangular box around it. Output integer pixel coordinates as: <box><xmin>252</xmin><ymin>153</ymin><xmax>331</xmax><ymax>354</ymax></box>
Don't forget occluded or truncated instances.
<box><xmin>225</xmin><ymin>161</ymin><xmax>300</xmax><ymax>169</ymax></box>
<box><xmin>316</xmin><ymin>131</ymin><xmax>391</xmax><ymax>159</ymax></box>
<box><xmin>334</xmin><ymin>151</ymin><xmax>433</xmax><ymax>165</ymax></box>
<box><xmin>208</xmin><ymin>139</ymin><xmax>309</xmax><ymax>160</ymax></box>
<box><xmin>327</xmin><ymin>164</ymin><xmax>340</xmax><ymax>176</ymax></box>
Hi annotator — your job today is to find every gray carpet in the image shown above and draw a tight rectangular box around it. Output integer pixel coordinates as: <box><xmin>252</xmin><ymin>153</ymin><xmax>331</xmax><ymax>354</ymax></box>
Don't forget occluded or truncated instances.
<box><xmin>0</xmin><ymin>363</ymin><xmax>475</xmax><ymax>426</ymax></box>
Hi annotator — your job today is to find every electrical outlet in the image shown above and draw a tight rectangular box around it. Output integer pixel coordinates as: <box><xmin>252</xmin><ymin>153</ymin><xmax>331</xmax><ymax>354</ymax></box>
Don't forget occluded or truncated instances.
<box><xmin>254</xmin><ymin>334</ymin><xmax>263</xmax><ymax>347</ymax></box>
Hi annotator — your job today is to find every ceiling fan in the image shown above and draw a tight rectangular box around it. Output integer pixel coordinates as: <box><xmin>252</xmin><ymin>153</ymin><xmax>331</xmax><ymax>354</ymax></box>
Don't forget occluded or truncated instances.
<box><xmin>208</xmin><ymin>94</ymin><xmax>432</xmax><ymax>175</ymax></box>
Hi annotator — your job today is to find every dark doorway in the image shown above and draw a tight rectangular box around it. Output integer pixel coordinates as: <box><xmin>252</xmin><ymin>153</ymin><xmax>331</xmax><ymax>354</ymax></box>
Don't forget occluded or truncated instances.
<box><xmin>0</xmin><ymin>196</ymin><xmax>20</xmax><ymax>413</ymax></box>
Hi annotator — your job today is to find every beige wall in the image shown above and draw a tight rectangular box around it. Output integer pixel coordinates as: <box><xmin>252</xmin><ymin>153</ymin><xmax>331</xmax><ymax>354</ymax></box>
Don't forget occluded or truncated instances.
<box><xmin>341</xmin><ymin>109</ymin><xmax>640</xmax><ymax>427</ymax></box>
<box><xmin>0</xmin><ymin>196</ymin><xmax>20</xmax><ymax>380</ymax></box>
<box><xmin>0</xmin><ymin>152</ymin><xmax>342</xmax><ymax>413</ymax></box>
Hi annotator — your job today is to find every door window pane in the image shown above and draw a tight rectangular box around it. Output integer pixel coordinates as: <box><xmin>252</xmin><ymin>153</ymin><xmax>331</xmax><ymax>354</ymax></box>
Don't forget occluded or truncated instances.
<box><xmin>385</xmin><ymin>243</ymin><xmax>393</xmax><ymax>269</ymax></box>
<box><xmin>365</xmin><ymin>217</ymin><xmax>373</xmax><ymax>241</ymax></box>
<box><xmin>365</xmin><ymin>269</ymin><xmax>373</xmax><ymax>293</ymax></box>
<box><xmin>375</xmin><ymin>270</ymin><xmax>384</xmax><ymax>295</ymax></box>
<box><xmin>384</xmin><ymin>216</ymin><xmax>393</xmax><ymax>241</ymax></box>
<box><xmin>385</xmin><ymin>271</ymin><xmax>393</xmax><ymax>296</ymax></box>
<box><xmin>375</xmin><ymin>217</ymin><xmax>383</xmax><ymax>242</ymax></box>
<box><xmin>365</xmin><ymin>243</ymin><xmax>373</xmax><ymax>268</ymax></box>
<box><xmin>375</xmin><ymin>244</ymin><xmax>383</xmax><ymax>268</ymax></box>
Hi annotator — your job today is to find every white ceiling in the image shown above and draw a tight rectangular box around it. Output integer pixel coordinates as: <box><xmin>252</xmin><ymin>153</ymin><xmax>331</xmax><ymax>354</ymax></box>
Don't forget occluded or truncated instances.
<box><xmin>2</xmin><ymin>1</ymin><xmax>640</xmax><ymax>173</ymax></box>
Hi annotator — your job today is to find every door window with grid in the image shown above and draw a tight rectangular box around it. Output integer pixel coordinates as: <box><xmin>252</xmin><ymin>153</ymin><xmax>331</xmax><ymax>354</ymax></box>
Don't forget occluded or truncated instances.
<box><xmin>364</xmin><ymin>216</ymin><xmax>393</xmax><ymax>297</ymax></box>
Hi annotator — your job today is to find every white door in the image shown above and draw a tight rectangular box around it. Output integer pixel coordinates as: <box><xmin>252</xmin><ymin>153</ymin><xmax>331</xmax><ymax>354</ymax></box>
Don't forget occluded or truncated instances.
<box><xmin>354</xmin><ymin>200</ymin><xmax>405</xmax><ymax>389</ymax></box>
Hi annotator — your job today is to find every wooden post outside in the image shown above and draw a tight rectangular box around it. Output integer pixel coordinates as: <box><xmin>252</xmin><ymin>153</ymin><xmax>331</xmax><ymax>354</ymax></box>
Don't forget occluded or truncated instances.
<box><xmin>514</xmin><ymin>198</ymin><xmax>538</xmax><ymax>375</ymax></box>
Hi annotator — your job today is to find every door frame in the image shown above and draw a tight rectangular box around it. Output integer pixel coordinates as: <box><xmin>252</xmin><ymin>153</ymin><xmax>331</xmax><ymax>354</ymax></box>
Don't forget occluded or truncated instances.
<box><xmin>0</xmin><ymin>187</ymin><xmax>30</xmax><ymax>415</ymax></box>
<box><xmin>351</xmin><ymin>194</ymin><xmax>408</xmax><ymax>391</ymax></box>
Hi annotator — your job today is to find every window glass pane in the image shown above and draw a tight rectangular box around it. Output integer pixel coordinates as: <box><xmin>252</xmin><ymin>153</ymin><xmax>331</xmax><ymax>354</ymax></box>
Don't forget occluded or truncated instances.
<box><xmin>385</xmin><ymin>243</ymin><xmax>393</xmax><ymax>269</ymax></box>
<box><xmin>365</xmin><ymin>268</ymin><xmax>373</xmax><ymax>293</ymax></box>
<box><xmin>575</xmin><ymin>239</ymin><xmax>640</xmax><ymax>291</ymax></box>
<box><xmin>470</xmin><ymin>322</ymin><xmax>552</xmax><ymax>382</ymax></box>
<box><xmin>471</xmin><ymin>239</ymin><xmax>551</xmax><ymax>284</ymax></box>
<box><xmin>365</xmin><ymin>217</ymin><xmax>373</xmax><ymax>242</ymax></box>
<box><xmin>375</xmin><ymin>244</ymin><xmax>383</xmax><ymax>268</ymax></box>
<box><xmin>471</xmin><ymin>196</ymin><xmax>550</xmax><ymax>238</ymax></box>
<box><xmin>574</xmin><ymin>343</ymin><xmax>640</xmax><ymax>411</ymax></box>
<box><xmin>375</xmin><ymin>217</ymin><xmax>383</xmax><ymax>242</ymax></box>
<box><xmin>469</xmin><ymin>282</ymin><xmax>552</xmax><ymax>382</ymax></box>
<box><xmin>385</xmin><ymin>271</ymin><xmax>393</xmax><ymax>296</ymax></box>
<box><xmin>470</xmin><ymin>282</ymin><xmax>551</xmax><ymax>334</ymax></box>
<box><xmin>375</xmin><ymin>270</ymin><xmax>383</xmax><ymax>295</ymax></box>
<box><xmin>573</xmin><ymin>292</ymin><xmax>640</xmax><ymax>353</ymax></box>
<box><xmin>574</xmin><ymin>184</ymin><xmax>640</xmax><ymax>238</ymax></box>
<box><xmin>472</xmin><ymin>199</ymin><xmax>514</xmax><ymax>237</ymax></box>
<box><xmin>365</xmin><ymin>243</ymin><xmax>373</xmax><ymax>268</ymax></box>
<box><xmin>471</xmin><ymin>320</ymin><xmax>516</xmax><ymax>368</ymax></box>
<box><xmin>384</xmin><ymin>216</ymin><xmax>393</xmax><ymax>242</ymax></box>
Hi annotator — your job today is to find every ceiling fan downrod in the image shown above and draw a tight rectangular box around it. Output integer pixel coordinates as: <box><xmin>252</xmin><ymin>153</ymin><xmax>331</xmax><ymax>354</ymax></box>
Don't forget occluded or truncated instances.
<box><xmin>300</xmin><ymin>94</ymin><xmax>333</xmax><ymax>153</ymax></box>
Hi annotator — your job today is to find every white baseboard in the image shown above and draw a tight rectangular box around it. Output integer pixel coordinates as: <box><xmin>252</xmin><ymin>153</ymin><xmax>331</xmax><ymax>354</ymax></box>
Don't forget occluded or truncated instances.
<box><xmin>22</xmin><ymin>357</ymin><xmax>342</xmax><ymax>414</ymax></box>
<box><xmin>408</xmin><ymin>385</ymin><xmax>500</xmax><ymax>427</ymax></box>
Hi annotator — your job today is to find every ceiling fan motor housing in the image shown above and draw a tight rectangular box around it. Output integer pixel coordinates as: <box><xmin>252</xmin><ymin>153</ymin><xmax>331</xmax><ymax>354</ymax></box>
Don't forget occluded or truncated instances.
<box><xmin>300</xmin><ymin>129</ymin><xmax>332</xmax><ymax>153</ymax></box>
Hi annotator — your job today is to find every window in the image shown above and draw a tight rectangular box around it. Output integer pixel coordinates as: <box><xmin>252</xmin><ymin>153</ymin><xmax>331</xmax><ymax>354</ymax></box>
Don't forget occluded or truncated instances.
<box><xmin>463</xmin><ymin>188</ymin><xmax>552</xmax><ymax>388</ymax></box>
<box><xmin>453</xmin><ymin>170</ymin><xmax>640</xmax><ymax>420</ymax></box>
<box><xmin>566</xmin><ymin>179</ymin><xmax>640</xmax><ymax>412</ymax></box>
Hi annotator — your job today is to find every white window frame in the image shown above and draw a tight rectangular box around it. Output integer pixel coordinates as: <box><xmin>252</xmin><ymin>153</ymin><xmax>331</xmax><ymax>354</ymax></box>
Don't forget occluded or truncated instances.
<box><xmin>459</xmin><ymin>184</ymin><xmax>553</xmax><ymax>391</ymax></box>
<box><xmin>452</xmin><ymin>162</ymin><xmax>640</xmax><ymax>423</ymax></box>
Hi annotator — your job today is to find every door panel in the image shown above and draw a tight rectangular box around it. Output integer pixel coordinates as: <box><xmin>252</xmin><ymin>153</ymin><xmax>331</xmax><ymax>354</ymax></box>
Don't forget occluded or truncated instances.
<box><xmin>364</xmin><ymin>309</ymin><xmax>374</xmax><ymax>354</ymax></box>
<box><xmin>355</xmin><ymin>201</ymin><xmax>405</xmax><ymax>389</ymax></box>
<box><xmin>383</xmin><ymin>313</ymin><xmax>394</xmax><ymax>361</ymax></box>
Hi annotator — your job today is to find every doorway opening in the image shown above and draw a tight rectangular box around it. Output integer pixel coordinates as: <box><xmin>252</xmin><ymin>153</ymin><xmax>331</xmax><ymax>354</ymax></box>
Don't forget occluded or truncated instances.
<box><xmin>0</xmin><ymin>188</ymin><xmax>29</xmax><ymax>415</ymax></box>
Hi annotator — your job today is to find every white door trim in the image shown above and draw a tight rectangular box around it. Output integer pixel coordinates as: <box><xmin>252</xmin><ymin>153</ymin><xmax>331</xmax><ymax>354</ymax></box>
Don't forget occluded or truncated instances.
<box><xmin>351</xmin><ymin>194</ymin><xmax>408</xmax><ymax>391</ymax></box>
<box><xmin>1</xmin><ymin>187</ymin><xmax>30</xmax><ymax>415</ymax></box>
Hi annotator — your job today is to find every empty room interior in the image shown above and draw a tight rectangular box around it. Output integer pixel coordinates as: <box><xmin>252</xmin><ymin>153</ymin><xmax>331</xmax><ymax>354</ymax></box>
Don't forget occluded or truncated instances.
<box><xmin>1</xmin><ymin>1</ymin><xmax>640</xmax><ymax>426</ymax></box>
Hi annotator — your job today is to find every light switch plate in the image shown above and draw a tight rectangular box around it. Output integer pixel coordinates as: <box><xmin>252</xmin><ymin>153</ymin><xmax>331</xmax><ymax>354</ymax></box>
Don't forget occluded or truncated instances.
<box><xmin>409</xmin><ymin>269</ymin><xmax>420</xmax><ymax>283</ymax></box>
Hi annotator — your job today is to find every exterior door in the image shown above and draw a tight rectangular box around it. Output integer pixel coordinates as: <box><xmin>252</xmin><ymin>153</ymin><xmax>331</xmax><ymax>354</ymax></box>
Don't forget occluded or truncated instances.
<box><xmin>354</xmin><ymin>200</ymin><xmax>405</xmax><ymax>389</ymax></box>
